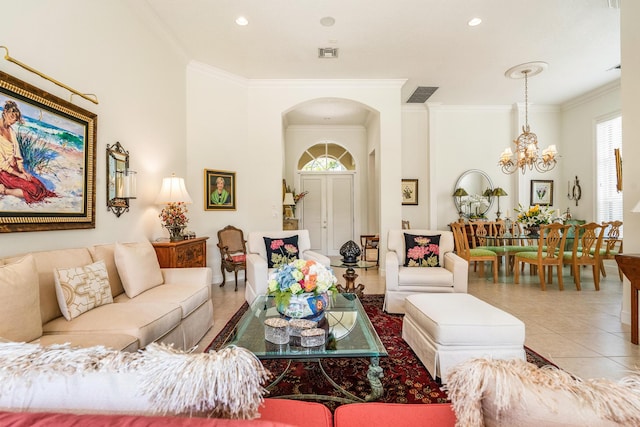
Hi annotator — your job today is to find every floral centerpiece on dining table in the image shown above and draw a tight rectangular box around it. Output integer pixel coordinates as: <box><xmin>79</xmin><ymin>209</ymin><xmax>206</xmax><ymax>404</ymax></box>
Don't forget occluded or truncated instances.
<box><xmin>268</xmin><ymin>259</ymin><xmax>338</xmax><ymax>320</ymax></box>
<box><xmin>514</xmin><ymin>204</ymin><xmax>553</xmax><ymax>236</ymax></box>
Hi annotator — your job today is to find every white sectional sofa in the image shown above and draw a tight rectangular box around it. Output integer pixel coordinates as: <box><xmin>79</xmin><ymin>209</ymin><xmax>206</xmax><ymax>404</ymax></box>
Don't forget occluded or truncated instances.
<box><xmin>0</xmin><ymin>241</ymin><xmax>213</xmax><ymax>352</ymax></box>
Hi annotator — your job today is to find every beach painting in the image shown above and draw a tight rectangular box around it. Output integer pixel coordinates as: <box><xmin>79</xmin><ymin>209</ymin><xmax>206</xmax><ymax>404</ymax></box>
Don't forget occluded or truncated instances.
<box><xmin>0</xmin><ymin>71</ymin><xmax>96</xmax><ymax>232</ymax></box>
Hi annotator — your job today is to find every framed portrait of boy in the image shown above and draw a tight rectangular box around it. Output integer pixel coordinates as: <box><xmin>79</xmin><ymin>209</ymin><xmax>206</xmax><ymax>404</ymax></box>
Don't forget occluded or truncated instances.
<box><xmin>204</xmin><ymin>169</ymin><xmax>236</xmax><ymax>210</ymax></box>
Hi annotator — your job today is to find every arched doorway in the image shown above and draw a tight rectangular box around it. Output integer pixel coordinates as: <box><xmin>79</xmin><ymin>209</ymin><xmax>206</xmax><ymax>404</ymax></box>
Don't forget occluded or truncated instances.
<box><xmin>283</xmin><ymin>97</ymin><xmax>380</xmax><ymax>255</ymax></box>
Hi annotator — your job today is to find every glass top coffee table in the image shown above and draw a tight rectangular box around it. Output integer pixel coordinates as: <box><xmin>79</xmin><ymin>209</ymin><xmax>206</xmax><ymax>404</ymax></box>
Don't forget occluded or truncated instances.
<box><xmin>226</xmin><ymin>293</ymin><xmax>388</xmax><ymax>403</ymax></box>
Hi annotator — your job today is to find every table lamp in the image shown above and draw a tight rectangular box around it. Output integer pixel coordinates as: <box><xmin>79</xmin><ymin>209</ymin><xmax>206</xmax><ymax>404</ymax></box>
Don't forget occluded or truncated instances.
<box><xmin>492</xmin><ymin>187</ymin><xmax>508</xmax><ymax>219</ymax></box>
<box><xmin>452</xmin><ymin>188</ymin><xmax>468</xmax><ymax>220</ymax></box>
<box><xmin>283</xmin><ymin>192</ymin><xmax>295</xmax><ymax>219</ymax></box>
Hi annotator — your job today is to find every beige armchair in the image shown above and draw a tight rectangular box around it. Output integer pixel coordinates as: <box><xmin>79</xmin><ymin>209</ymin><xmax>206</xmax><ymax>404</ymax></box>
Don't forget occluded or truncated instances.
<box><xmin>245</xmin><ymin>230</ymin><xmax>330</xmax><ymax>304</ymax></box>
<box><xmin>384</xmin><ymin>229</ymin><xmax>468</xmax><ymax>314</ymax></box>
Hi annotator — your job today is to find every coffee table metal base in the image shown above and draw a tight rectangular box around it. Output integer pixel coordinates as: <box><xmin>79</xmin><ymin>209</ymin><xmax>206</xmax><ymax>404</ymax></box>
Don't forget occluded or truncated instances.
<box><xmin>267</xmin><ymin>356</ymin><xmax>384</xmax><ymax>403</ymax></box>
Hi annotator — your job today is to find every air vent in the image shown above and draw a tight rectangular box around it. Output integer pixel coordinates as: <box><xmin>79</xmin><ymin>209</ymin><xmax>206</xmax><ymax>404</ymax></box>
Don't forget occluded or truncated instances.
<box><xmin>406</xmin><ymin>86</ymin><xmax>439</xmax><ymax>103</ymax></box>
<box><xmin>318</xmin><ymin>47</ymin><xmax>338</xmax><ymax>59</ymax></box>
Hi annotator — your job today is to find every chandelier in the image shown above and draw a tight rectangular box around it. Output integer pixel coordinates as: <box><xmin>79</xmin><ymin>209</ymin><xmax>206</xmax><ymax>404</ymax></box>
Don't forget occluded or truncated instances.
<box><xmin>499</xmin><ymin>62</ymin><xmax>557</xmax><ymax>175</ymax></box>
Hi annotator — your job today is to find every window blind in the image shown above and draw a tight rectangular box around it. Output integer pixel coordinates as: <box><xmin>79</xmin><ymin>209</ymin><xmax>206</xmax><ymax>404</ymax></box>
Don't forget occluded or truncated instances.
<box><xmin>596</xmin><ymin>115</ymin><xmax>623</xmax><ymax>228</ymax></box>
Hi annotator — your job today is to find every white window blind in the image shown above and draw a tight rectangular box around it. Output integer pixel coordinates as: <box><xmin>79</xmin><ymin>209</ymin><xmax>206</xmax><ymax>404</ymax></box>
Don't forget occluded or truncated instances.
<box><xmin>596</xmin><ymin>115</ymin><xmax>623</xmax><ymax>227</ymax></box>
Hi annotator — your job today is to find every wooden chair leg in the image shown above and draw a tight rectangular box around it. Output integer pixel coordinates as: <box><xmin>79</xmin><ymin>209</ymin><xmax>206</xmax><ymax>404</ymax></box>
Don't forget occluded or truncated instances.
<box><xmin>492</xmin><ymin>259</ymin><xmax>498</xmax><ymax>283</ymax></box>
<box><xmin>573</xmin><ymin>263</ymin><xmax>581</xmax><ymax>291</ymax></box>
<box><xmin>538</xmin><ymin>263</ymin><xmax>546</xmax><ymax>291</ymax></box>
<box><xmin>219</xmin><ymin>267</ymin><xmax>226</xmax><ymax>288</ymax></box>
<box><xmin>514</xmin><ymin>259</ymin><xmax>521</xmax><ymax>284</ymax></box>
<box><xmin>593</xmin><ymin>265</ymin><xmax>600</xmax><ymax>291</ymax></box>
<box><xmin>600</xmin><ymin>259</ymin><xmax>607</xmax><ymax>277</ymax></box>
<box><xmin>233</xmin><ymin>270</ymin><xmax>239</xmax><ymax>291</ymax></box>
<box><xmin>557</xmin><ymin>265</ymin><xmax>564</xmax><ymax>290</ymax></box>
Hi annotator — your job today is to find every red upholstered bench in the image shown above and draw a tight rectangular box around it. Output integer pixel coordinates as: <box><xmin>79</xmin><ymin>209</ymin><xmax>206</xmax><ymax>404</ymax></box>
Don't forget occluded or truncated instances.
<box><xmin>259</xmin><ymin>399</ymin><xmax>333</xmax><ymax>426</ymax></box>
<box><xmin>334</xmin><ymin>403</ymin><xmax>456</xmax><ymax>427</ymax></box>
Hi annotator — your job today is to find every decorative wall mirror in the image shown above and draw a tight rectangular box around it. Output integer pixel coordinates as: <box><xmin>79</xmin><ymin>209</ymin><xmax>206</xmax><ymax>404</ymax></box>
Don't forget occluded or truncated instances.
<box><xmin>106</xmin><ymin>142</ymin><xmax>136</xmax><ymax>217</ymax></box>
<box><xmin>453</xmin><ymin>169</ymin><xmax>494</xmax><ymax>219</ymax></box>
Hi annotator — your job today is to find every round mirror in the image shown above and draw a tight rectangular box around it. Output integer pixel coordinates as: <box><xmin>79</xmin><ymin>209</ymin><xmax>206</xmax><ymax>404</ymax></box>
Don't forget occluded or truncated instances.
<box><xmin>453</xmin><ymin>169</ymin><xmax>494</xmax><ymax>219</ymax></box>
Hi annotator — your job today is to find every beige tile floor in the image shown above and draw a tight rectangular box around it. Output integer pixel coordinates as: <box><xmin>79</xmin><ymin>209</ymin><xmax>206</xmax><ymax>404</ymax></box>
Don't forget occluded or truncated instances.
<box><xmin>196</xmin><ymin>260</ymin><xmax>640</xmax><ymax>382</ymax></box>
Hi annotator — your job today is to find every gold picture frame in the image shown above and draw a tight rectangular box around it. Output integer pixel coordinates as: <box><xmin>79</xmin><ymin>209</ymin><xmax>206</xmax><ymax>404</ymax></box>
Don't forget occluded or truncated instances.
<box><xmin>204</xmin><ymin>169</ymin><xmax>236</xmax><ymax>210</ymax></box>
<box><xmin>0</xmin><ymin>71</ymin><xmax>97</xmax><ymax>233</ymax></box>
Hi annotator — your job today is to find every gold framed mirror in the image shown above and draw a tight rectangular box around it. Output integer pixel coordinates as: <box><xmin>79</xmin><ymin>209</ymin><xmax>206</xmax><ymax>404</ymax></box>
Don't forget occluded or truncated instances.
<box><xmin>106</xmin><ymin>142</ymin><xmax>135</xmax><ymax>217</ymax></box>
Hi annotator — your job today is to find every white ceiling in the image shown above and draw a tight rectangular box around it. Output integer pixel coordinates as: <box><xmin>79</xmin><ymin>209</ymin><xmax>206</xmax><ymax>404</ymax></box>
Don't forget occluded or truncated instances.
<box><xmin>145</xmin><ymin>0</ymin><xmax>620</xmax><ymax>125</ymax></box>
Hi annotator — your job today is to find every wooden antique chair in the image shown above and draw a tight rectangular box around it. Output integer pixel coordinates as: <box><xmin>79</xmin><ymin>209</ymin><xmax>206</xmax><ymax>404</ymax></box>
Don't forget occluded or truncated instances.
<box><xmin>216</xmin><ymin>225</ymin><xmax>248</xmax><ymax>291</ymax></box>
<box><xmin>562</xmin><ymin>222</ymin><xmax>605</xmax><ymax>291</ymax></box>
<box><xmin>360</xmin><ymin>234</ymin><xmax>380</xmax><ymax>265</ymax></box>
<box><xmin>514</xmin><ymin>223</ymin><xmax>570</xmax><ymax>291</ymax></box>
<box><xmin>451</xmin><ymin>222</ymin><xmax>498</xmax><ymax>283</ymax></box>
<box><xmin>596</xmin><ymin>220</ymin><xmax>623</xmax><ymax>281</ymax></box>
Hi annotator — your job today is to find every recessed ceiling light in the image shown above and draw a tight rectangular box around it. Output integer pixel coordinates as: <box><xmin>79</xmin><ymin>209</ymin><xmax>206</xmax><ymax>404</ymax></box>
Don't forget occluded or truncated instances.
<box><xmin>320</xmin><ymin>16</ymin><xmax>335</xmax><ymax>27</ymax></box>
<box><xmin>235</xmin><ymin>16</ymin><xmax>249</xmax><ymax>26</ymax></box>
<box><xmin>468</xmin><ymin>17</ymin><xmax>482</xmax><ymax>27</ymax></box>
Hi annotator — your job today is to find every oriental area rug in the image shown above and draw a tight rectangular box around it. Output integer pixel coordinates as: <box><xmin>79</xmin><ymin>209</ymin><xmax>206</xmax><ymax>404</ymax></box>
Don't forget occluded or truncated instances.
<box><xmin>206</xmin><ymin>294</ymin><xmax>555</xmax><ymax>411</ymax></box>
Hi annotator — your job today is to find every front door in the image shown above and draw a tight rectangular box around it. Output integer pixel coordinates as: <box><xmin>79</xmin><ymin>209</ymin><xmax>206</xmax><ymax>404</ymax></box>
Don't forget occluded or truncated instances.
<box><xmin>300</xmin><ymin>173</ymin><xmax>354</xmax><ymax>255</ymax></box>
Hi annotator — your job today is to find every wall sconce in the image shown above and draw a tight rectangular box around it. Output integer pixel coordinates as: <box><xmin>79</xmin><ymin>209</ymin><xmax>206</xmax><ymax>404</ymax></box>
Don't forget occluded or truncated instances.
<box><xmin>283</xmin><ymin>192</ymin><xmax>295</xmax><ymax>219</ymax></box>
<box><xmin>567</xmin><ymin>176</ymin><xmax>582</xmax><ymax>206</ymax></box>
<box><xmin>106</xmin><ymin>142</ymin><xmax>137</xmax><ymax>217</ymax></box>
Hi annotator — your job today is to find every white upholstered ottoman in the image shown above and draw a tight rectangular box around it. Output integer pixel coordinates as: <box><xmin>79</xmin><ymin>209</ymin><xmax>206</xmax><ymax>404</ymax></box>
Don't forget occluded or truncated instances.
<box><xmin>402</xmin><ymin>293</ymin><xmax>525</xmax><ymax>383</ymax></box>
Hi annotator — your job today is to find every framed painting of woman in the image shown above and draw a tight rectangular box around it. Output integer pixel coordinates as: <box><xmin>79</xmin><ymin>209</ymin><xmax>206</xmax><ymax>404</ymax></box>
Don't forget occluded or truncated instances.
<box><xmin>204</xmin><ymin>169</ymin><xmax>236</xmax><ymax>211</ymax></box>
<box><xmin>0</xmin><ymin>71</ymin><xmax>96</xmax><ymax>232</ymax></box>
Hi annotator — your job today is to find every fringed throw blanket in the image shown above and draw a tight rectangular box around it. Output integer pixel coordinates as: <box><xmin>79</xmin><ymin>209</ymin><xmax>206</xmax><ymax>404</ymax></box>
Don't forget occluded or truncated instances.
<box><xmin>0</xmin><ymin>342</ymin><xmax>270</xmax><ymax>419</ymax></box>
<box><xmin>446</xmin><ymin>358</ymin><xmax>640</xmax><ymax>427</ymax></box>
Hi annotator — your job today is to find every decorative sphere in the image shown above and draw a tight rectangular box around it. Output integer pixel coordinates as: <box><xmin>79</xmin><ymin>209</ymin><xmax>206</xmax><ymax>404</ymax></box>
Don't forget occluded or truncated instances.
<box><xmin>340</xmin><ymin>240</ymin><xmax>361</xmax><ymax>264</ymax></box>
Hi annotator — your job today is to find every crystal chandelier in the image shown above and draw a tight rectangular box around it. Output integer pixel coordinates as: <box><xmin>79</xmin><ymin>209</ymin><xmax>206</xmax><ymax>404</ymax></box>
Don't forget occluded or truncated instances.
<box><xmin>499</xmin><ymin>62</ymin><xmax>558</xmax><ymax>175</ymax></box>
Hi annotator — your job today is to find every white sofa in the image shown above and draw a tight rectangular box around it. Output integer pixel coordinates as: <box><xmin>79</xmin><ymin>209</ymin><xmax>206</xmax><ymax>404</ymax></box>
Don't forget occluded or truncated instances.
<box><xmin>385</xmin><ymin>229</ymin><xmax>468</xmax><ymax>314</ymax></box>
<box><xmin>0</xmin><ymin>241</ymin><xmax>213</xmax><ymax>352</ymax></box>
<box><xmin>245</xmin><ymin>230</ymin><xmax>329</xmax><ymax>304</ymax></box>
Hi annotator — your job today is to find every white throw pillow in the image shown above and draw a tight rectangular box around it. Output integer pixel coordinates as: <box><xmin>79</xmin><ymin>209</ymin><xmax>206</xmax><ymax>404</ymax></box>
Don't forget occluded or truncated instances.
<box><xmin>114</xmin><ymin>241</ymin><xmax>164</xmax><ymax>298</ymax></box>
<box><xmin>53</xmin><ymin>260</ymin><xmax>113</xmax><ymax>321</ymax></box>
<box><xmin>0</xmin><ymin>254</ymin><xmax>42</xmax><ymax>342</ymax></box>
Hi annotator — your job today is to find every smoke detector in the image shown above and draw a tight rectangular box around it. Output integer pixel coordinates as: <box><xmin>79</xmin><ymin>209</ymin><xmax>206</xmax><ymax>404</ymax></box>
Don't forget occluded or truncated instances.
<box><xmin>318</xmin><ymin>47</ymin><xmax>339</xmax><ymax>59</ymax></box>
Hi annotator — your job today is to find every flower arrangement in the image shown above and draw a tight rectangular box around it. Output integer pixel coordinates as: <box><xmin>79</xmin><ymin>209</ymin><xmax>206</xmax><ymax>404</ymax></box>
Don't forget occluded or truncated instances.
<box><xmin>514</xmin><ymin>204</ymin><xmax>552</xmax><ymax>227</ymax></box>
<box><xmin>159</xmin><ymin>202</ymin><xmax>189</xmax><ymax>228</ymax></box>
<box><xmin>268</xmin><ymin>259</ymin><xmax>338</xmax><ymax>309</ymax></box>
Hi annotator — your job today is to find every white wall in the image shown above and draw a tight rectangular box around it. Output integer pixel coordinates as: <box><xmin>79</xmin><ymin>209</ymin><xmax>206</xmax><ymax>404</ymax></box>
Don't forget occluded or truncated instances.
<box><xmin>620</xmin><ymin>0</ymin><xmax>640</xmax><ymax>325</ymax></box>
<box><xmin>401</xmin><ymin>106</ymin><xmax>429</xmax><ymax>229</ymax></box>
<box><xmin>0</xmin><ymin>0</ymin><xmax>188</xmax><ymax>257</ymax></box>
<box><xmin>560</xmin><ymin>82</ymin><xmax>621</xmax><ymax>221</ymax></box>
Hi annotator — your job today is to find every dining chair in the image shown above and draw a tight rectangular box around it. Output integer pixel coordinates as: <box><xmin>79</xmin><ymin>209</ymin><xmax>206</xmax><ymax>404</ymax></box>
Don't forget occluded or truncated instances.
<box><xmin>216</xmin><ymin>225</ymin><xmax>248</xmax><ymax>291</ymax></box>
<box><xmin>562</xmin><ymin>222</ymin><xmax>605</xmax><ymax>291</ymax></box>
<box><xmin>451</xmin><ymin>222</ymin><xmax>498</xmax><ymax>283</ymax></box>
<box><xmin>596</xmin><ymin>220</ymin><xmax>623</xmax><ymax>281</ymax></box>
<box><xmin>514</xmin><ymin>223</ymin><xmax>570</xmax><ymax>291</ymax></box>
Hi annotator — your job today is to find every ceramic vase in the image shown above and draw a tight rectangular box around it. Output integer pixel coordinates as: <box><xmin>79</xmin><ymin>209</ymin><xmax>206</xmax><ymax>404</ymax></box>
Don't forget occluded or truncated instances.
<box><xmin>277</xmin><ymin>292</ymin><xmax>328</xmax><ymax>321</ymax></box>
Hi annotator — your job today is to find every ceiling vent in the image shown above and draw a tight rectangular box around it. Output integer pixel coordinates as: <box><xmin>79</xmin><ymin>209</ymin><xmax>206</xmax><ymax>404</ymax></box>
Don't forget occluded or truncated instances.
<box><xmin>406</xmin><ymin>86</ymin><xmax>439</xmax><ymax>103</ymax></box>
<box><xmin>318</xmin><ymin>47</ymin><xmax>338</xmax><ymax>59</ymax></box>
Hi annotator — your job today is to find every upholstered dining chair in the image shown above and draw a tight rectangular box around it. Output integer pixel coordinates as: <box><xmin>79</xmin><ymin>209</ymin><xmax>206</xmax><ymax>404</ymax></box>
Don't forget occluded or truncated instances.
<box><xmin>562</xmin><ymin>222</ymin><xmax>605</xmax><ymax>291</ymax></box>
<box><xmin>451</xmin><ymin>222</ymin><xmax>498</xmax><ymax>284</ymax></box>
<box><xmin>216</xmin><ymin>225</ymin><xmax>248</xmax><ymax>291</ymax></box>
<box><xmin>514</xmin><ymin>223</ymin><xmax>570</xmax><ymax>291</ymax></box>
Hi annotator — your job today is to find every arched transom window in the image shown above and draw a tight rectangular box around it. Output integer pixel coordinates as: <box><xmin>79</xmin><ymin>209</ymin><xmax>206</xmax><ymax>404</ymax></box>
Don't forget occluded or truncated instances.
<box><xmin>298</xmin><ymin>142</ymin><xmax>354</xmax><ymax>171</ymax></box>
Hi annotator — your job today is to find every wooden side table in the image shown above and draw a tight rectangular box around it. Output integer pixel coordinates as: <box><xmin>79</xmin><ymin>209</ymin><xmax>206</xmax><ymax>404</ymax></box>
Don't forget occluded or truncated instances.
<box><xmin>616</xmin><ymin>254</ymin><xmax>640</xmax><ymax>345</ymax></box>
<box><xmin>152</xmin><ymin>237</ymin><xmax>208</xmax><ymax>268</ymax></box>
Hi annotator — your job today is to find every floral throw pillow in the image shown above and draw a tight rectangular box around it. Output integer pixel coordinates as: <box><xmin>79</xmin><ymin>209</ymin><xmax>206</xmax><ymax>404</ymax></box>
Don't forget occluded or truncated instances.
<box><xmin>264</xmin><ymin>236</ymin><xmax>299</xmax><ymax>268</ymax></box>
<box><xmin>403</xmin><ymin>233</ymin><xmax>441</xmax><ymax>267</ymax></box>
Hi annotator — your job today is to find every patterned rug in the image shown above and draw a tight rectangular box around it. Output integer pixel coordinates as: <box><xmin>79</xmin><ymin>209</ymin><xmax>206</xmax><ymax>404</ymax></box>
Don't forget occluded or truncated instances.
<box><xmin>206</xmin><ymin>294</ymin><xmax>556</xmax><ymax>411</ymax></box>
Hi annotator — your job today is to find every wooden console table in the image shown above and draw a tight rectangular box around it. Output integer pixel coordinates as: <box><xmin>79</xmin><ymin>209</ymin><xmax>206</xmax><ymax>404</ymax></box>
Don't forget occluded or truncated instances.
<box><xmin>616</xmin><ymin>254</ymin><xmax>640</xmax><ymax>345</ymax></box>
<box><xmin>152</xmin><ymin>237</ymin><xmax>208</xmax><ymax>268</ymax></box>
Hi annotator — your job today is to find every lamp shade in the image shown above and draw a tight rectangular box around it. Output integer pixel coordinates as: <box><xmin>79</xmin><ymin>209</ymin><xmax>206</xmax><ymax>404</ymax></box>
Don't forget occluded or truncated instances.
<box><xmin>452</xmin><ymin>188</ymin><xmax>468</xmax><ymax>197</ymax></box>
<box><xmin>154</xmin><ymin>173</ymin><xmax>193</xmax><ymax>204</ymax></box>
<box><xmin>492</xmin><ymin>187</ymin><xmax>508</xmax><ymax>197</ymax></box>
<box><xmin>283</xmin><ymin>193</ymin><xmax>295</xmax><ymax>206</ymax></box>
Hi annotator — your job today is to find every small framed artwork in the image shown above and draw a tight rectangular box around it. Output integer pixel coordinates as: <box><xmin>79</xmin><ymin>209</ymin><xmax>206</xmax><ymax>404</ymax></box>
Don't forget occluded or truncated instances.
<box><xmin>0</xmin><ymin>71</ymin><xmax>97</xmax><ymax>233</ymax></box>
<box><xmin>401</xmin><ymin>179</ymin><xmax>418</xmax><ymax>205</ymax></box>
<box><xmin>204</xmin><ymin>169</ymin><xmax>236</xmax><ymax>210</ymax></box>
<box><xmin>530</xmin><ymin>180</ymin><xmax>554</xmax><ymax>206</ymax></box>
